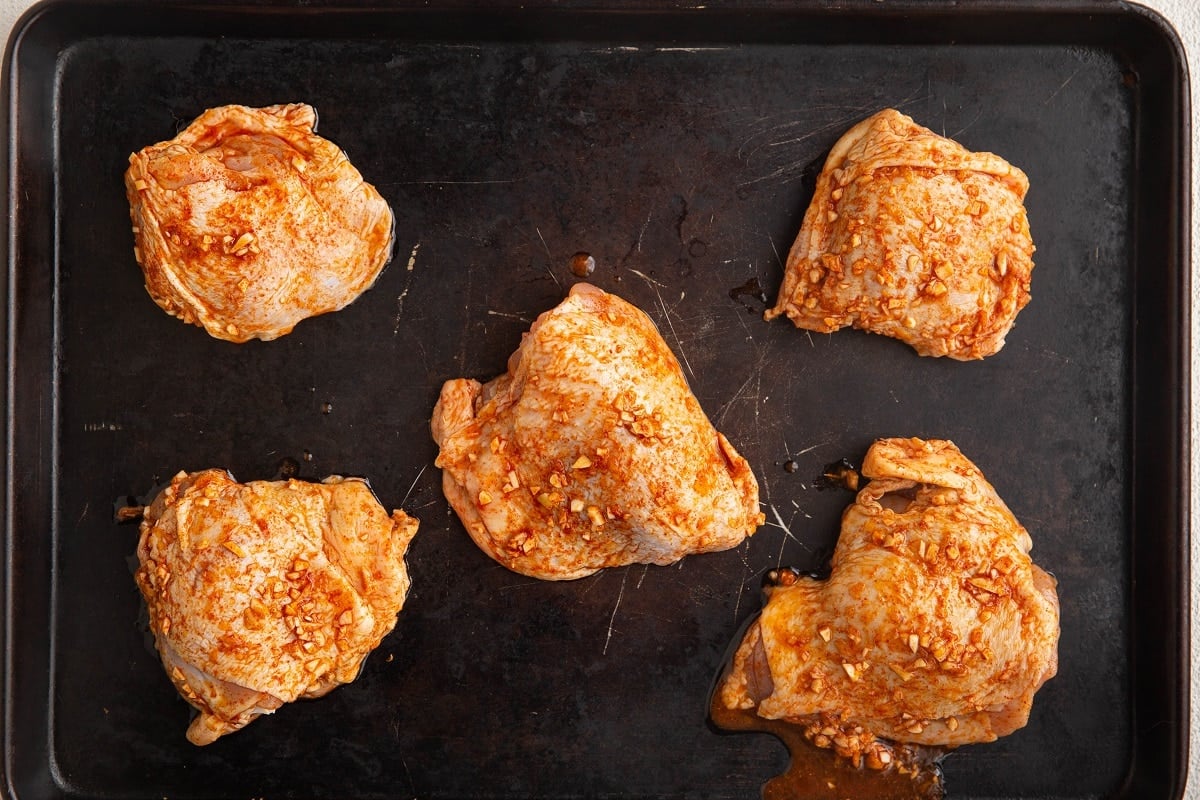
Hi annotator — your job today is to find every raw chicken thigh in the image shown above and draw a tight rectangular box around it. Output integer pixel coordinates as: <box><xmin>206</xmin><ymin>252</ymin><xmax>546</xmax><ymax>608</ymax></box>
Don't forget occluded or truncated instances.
<box><xmin>717</xmin><ymin>438</ymin><xmax>1058</xmax><ymax>764</ymax></box>
<box><xmin>431</xmin><ymin>282</ymin><xmax>763</xmax><ymax>580</ymax></box>
<box><xmin>134</xmin><ymin>469</ymin><xmax>419</xmax><ymax>744</ymax></box>
<box><xmin>125</xmin><ymin>103</ymin><xmax>394</xmax><ymax>342</ymax></box>
<box><xmin>766</xmin><ymin>109</ymin><xmax>1035</xmax><ymax>359</ymax></box>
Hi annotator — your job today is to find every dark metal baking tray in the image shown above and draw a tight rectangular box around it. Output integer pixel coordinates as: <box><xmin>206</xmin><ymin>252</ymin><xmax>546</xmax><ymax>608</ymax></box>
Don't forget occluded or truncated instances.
<box><xmin>1</xmin><ymin>0</ymin><xmax>1189</xmax><ymax>797</ymax></box>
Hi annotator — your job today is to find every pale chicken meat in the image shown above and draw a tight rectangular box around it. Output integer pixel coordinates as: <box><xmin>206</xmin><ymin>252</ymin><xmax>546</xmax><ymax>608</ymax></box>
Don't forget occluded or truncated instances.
<box><xmin>134</xmin><ymin>469</ymin><xmax>419</xmax><ymax>744</ymax></box>
<box><xmin>718</xmin><ymin>438</ymin><xmax>1058</xmax><ymax>764</ymax></box>
<box><xmin>431</xmin><ymin>282</ymin><xmax>763</xmax><ymax>580</ymax></box>
<box><xmin>766</xmin><ymin>109</ymin><xmax>1035</xmax><ymax>359</ymax></box>
<box><xmin>125</xmin><ymin>103</ymin><xmax>394</xmax><ymax>342</ymax></box>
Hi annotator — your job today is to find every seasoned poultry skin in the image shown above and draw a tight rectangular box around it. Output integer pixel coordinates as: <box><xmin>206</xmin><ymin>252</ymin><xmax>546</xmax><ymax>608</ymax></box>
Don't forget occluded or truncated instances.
<box><xmin>125</xmin><ymin>103</ymin><xmax>394</xmax><ymax>342</ymax></box>
<box><xmin>134</xmin><ymin>469</ymin><xmax>419</xmax><ymax>745</ymax></box>
<box><xmin>431</xmin><ymin>282</ymin><xmax>764</xmax><ymax>580</ymax></box>
<box><xmin>718</xmin><ymin>438</ymin><xmax>1058</xmax><ymax>761</ymax></box>
<box><xmin>766</xmin><ymin>109</ymin><xmax>1035</xmax><ymax>360</ymax></box>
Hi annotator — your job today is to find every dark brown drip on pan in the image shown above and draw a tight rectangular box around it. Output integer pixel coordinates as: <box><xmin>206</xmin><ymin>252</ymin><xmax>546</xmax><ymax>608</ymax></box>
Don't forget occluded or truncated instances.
<box><xmin>708</xmin><ymin>689</ymin><xmax>947</xmax><ymax>800</ymax></box>
<box><xmin>570</xmin><ymin>251</ymin><xmax>596</xmax><ymax>277</ymax></box>
<box><xmin>815</xmin><ymin>458</ymin><xmax>861</xmax><ymax>492</ymax></box>
<box><xmin>728</xmin><ymin>276</ymin><xmax>768</xmax><ymax>313</ymax></box>
<box><xmin>709</xmin><ymin>572</ymin><xmax>948</xmax><ymax>800</ymax></box>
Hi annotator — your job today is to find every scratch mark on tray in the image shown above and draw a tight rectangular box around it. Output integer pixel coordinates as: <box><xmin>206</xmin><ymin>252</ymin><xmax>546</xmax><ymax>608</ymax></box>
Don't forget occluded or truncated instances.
<box><xmin>715</xmin><ymin>371</ymin><xmax>757</xmax><ymax>428</ymax></box>
<box><xmin>794</xmin><ymin>438</ymin><xmax>834</xmax><ymax>457</ymax></box>
<box><xmin>737</xmin><ymin>158</ymin><xmax>811</xmax><ymax>189</ymax></box>
<box><xmin>767</xmin><ymin>232</ymin><xmax>784</xmax><ymax>270</ymax></box>
<box><xmin>776</xmin><ymin>524</ymin><xmax>789</xmax><ymax>569</ymax></box>
<box><xmin>949</xmin><ymin>106</ymin><xmax>984</xmax><ymax>140</ymax></box>
<box><xmin>496</xmin><ymin>577</ymin><xmax>548</xmax><ymax>594</ymax></box>
<box><xmin>735</xmin><ymin>110</ymin><xmax>869</xmax><ymax>188</ymax></box>
<box><xmin>767</xmin><ymin>504</ymin><xmax>811</xmax><ymax>569</ymax></box>
<box><xmin>603</xmin><ymin>569</ymin><xmax>630</xmax><ymax>655</ymax></box>
<box><xmin>455</xmin><ymin>269</ymin><xmax>475</xmax><ymax>375</ymax></box>
<box><xmin>628</xmin><ymin>267</ymin><xmax>665</xmax><ymax>289</ymax></box>
<box><xmin>732</xmin><ymin>538</ymin><xmax>753</xmax><ymax>622</ymax></box>
<box><xmin>637</xmin><ymin>211</ymin><xmax>652</xmax><ymax>253</ymax></box>
<box><xmin>731</xmin><ymin>299</ymin><xmax>757</xmax><ymax>342</ymax></box>
<box><xmin>393</xmin><ymin>178</ymin><xmax>517</xmax><ymax>186</ymax></box>
<box><xmin>589</xmin><ymin>45</ymin><xmax>640</xmax><ymax>54</ymax></box>
<box><xmin>400</xmin><ymin>464</ymin><xmax>428</xmax><ymax>507</ymax></box>
<box><xmin>738</xmin><ymin>98</ymin><xmax>938</xmax><ymax>186</ymax></box>
<box><xmin>766</xmin><ymin>504</ymin><xmax>801</xmax><ymax>544</ymax></box>
<box><xmin>400</xmin><ymin>757</ymin><xmax>417</xmax><ymax>798</ymax></box>
<box><xmin>392</xmin><ymin>242</ymin><xmax>421</xmax><ymax>334</ymax></box>
<box><xmin>1043</xmin><ymin>66</ymin><xmax>1082</xmax><ymax>105</ymax></box>
<box><xmin>636</xmin><ymin>563</ymin><xmax>650</xmax><ymax>590</ymax></box>
<box><xmin>657</xmin><ymin>292</ymin><xmax>694</xmax><ymax>379</ymax></box>
<box><xmin>891</xmin><ymin>82</ymin><xmax>932</xmax><ymax>117</ymax></box>
<box><xmin>630</xmin><ymin>268</ymin><xmax>695</xmax><ymax>379</ymax></box>
<box><xmin>736</xmin><ymin>113</ymin><xmax>839</xmax><ymax>163</ymax></box>
<box><xmin>1034</xmin><ymin>346</ymin><xmax>1071</xmax><ymax>365</ymax></box>
<box><xmin>535</xmin><ymin>226</ymin><xmax>561</xmax><ymax>287</ymax></box>
<box><xmin>714</xmin><ymin>308</ymin><xmax>773</xmax><ymax>443</ymax></box>
<box><xmin>487</xmin><ymin>309</ymin><xmax>535</xmax><ymax>324</ymax></box>
<box><xmin>77</xmin><ymin>502</ymin><xmax>89</xmax><ymax>527</ymax></box>
<box><xmin>578</xmin><ymin>571</ymin><xmax>606</xmax><ymax>600</ymax></box>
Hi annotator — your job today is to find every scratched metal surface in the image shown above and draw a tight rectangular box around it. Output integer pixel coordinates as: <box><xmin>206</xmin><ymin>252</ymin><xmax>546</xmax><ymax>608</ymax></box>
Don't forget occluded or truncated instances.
<box><xmin>2</xmin><ymin>3</ymin><xmax>1188</xmax><ymax>799</ymax></box>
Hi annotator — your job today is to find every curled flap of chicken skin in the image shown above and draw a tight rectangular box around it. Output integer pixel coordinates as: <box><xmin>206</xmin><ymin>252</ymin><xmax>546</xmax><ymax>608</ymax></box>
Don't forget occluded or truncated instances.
<box><xmin>718</xmin><ymin>438</ymin><xmax>1058</xmax><ymax>760</ymax></box>
<box><xmin>134</xmin><ymin>469</ymin><xmax>419</xmax><ymax>744</ymax></box>
<box><xmin>431</xmin><ymin>282</ymin><xmax>764</xmax><ymax>580</ymax></box>
<box><xmin>125</xmin><ymin>103</ymin><xmax>395</xmax><ymax>342</ymax></box>
<box><xmin>766</xmin><ymin>109</ymin><xmax>1035</xmax><ymax>360</ymax></box>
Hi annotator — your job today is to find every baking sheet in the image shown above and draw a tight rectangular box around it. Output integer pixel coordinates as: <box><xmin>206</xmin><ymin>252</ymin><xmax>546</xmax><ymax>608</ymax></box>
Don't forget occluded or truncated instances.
<box><xmin>1</xmin><ymin>1</ymin><xmax>1189</xmax><ymax>798</ymax></box>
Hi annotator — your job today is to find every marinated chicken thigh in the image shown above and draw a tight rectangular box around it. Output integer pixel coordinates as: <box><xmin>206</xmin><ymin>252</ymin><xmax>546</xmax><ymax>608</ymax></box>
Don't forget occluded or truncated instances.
<box><xmin>135</xmin><ymin>469</ymin><xmax>419</xmax><ymax>744</ymax></box>
<box><xmin>431</xmin><ymin>282</ymin><xmax>763</xmax><ymax>580</ymax></box>
<box><xmin>125</xmin><ymin>103</ymin><xmax>394</xmax><ymax>342</ymax></box>
<box><xmin>718</xmin><ymin>438</ymin><xmax>1058</xmax><ymax>764</ymax></box>
<box><xmin>766</xmin><ymin>109</ymin><xmax>1035</xmax><ymax>359</ymax></box>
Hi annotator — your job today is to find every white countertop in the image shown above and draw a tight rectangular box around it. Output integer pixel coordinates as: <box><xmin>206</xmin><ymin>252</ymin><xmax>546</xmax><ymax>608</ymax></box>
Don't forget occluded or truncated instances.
<box><xmin>1168</xmin><ymin>2</ymin><xmax>1200</xmax><ymax>796</ymax></box>
<box><xmin>1130</xmin><ymin>4</ymin><xmax>1199</xmax><ymax>799</ymax></box>
<box><xmin>1</xmin><ymin>0</ymin><xmax>1195</xmax><ymax>796</ymax></box>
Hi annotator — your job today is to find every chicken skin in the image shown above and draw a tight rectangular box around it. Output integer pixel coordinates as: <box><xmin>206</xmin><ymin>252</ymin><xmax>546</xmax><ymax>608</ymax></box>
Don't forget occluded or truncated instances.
<box><xmin>125</xmin><ymin>103</ymin><xmax>394</xmax><ymax>342</ymax></box>
<box><xmin>134</xmin><ymin>469</ymin><xmax>419</xmax><ymax>744</ymax></box>
<box><xmin>718</xmin><ymin>438</ymin><xmax>1058</xmax><ymax>764</ymax></box>
<box><xmin>766</xmin><ymin>109</ymin><xmax>1035</xmax><ymax>359</ymax></box>
<box><xmin>431</xmin><ymin>282</ymin><xmax>763</xmax><ymax>580</ymax></box>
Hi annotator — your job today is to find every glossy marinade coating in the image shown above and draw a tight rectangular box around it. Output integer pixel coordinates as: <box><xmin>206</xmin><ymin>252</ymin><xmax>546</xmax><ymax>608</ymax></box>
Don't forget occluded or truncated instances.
<box><xmin>768</xmin><ymin>109</ymin><xmax>1035</xmax><ymax>359</ymax></box>
<box><xmin>719</xmin><ymin>438</ymin><xmax>1058</xmax><ymax>764</ymax></box>
<box><xmin>432</xmin><ymin>283</ymin><xmax>763</xmax><ymax>580</ymax></box>
<box><xmin>135</xmin><ymin>469</ymin><xmax>418</xmax><ymax>744</ymax></box>
<box><xmin>125</xmin><ymin>103</ymin><xmax>394</xmax><ymax>342</ymax></box>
